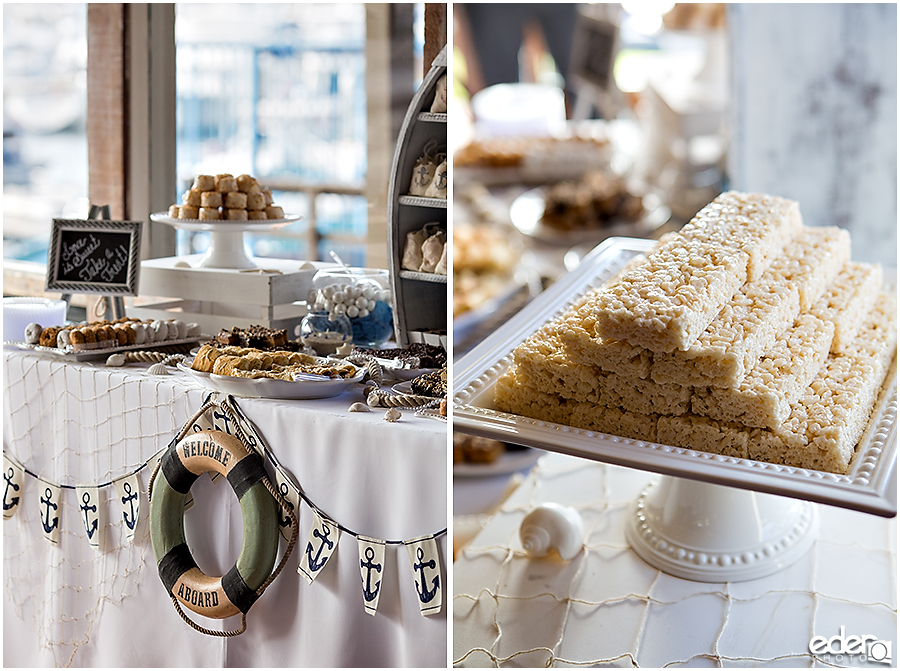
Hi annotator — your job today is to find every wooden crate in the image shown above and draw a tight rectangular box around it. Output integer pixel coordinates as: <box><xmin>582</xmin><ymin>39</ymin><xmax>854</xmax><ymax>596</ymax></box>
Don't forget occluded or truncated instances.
<box><xmin>133</xmin><ymin>255</ymin><xmax>339</xmax><ymax>335</ymax></box>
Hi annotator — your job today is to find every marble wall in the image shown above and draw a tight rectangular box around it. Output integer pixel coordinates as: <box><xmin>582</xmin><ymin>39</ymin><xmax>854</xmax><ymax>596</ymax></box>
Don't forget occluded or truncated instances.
<box><xmin>728</xmin><ymin>4</ymin><xmax>897</xmax><ymax>267</ymax></box>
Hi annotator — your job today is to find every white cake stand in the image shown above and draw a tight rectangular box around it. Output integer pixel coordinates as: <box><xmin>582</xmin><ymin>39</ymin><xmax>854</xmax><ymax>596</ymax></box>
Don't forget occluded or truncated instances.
<box><xmin>453</xmin><ymin>236</ymin><xmax>896</xmax><ymax>584</ymax></box>
<box><xmin>150</xmin><ymin>213</ymin><xmax>301</xmax><ymax>269</ymax></box>
<box><xmin>624</xmin><ymin>476</ymin><xmax>818</xmax><ymax>582</ymax></box>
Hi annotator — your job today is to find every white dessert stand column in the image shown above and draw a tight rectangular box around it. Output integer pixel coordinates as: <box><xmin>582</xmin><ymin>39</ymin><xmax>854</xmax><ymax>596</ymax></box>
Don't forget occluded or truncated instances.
<box><xmin>625</xmin><ymin>475</ymin><xmax>818</xmax><ymax>582</ymax></box>
<box><xmin>149</xmin><ymin>214</ymin><xmax>301</xmax><ymax>269</ymax></box>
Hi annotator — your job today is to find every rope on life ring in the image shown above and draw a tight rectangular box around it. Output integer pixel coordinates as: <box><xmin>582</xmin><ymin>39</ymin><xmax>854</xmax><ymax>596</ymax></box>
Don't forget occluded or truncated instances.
<box><xmin>149</xmin><ymin>402</ymin><xmax>298</xmax><ymax>636</ymax></box>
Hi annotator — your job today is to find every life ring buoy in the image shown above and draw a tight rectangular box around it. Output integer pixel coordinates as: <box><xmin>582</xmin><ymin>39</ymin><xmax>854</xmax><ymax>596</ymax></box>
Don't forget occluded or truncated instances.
<box><xmin>150</xmin><ymin>430</ymin><xmax>280</xmax><ymax>620</ymax></box>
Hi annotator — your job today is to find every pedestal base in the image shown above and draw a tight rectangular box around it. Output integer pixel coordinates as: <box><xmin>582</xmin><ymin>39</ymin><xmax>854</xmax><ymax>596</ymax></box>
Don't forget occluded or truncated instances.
<box><xmin>196</xmin><ymin>230</ymin><xmax>255</xmax><ymax>269</ymax></box>
<box><xmin>625</xmin><ymin>475</ymin><xmax>817</xmax><ymax>582</ymax></box>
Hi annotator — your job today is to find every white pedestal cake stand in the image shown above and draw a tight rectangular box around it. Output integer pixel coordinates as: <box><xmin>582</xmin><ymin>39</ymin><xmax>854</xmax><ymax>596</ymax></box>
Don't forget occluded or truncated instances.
<box><xmin>624</xmin><ymin>476</ymin><xmax>817</xmax><ymax>582</ymax></box>
<box><xmin>150</xmin><ymin>213</ymin><xmax>301</xmax><ymax>269</ymax></box>
<box><xmin>453</xmin><ymin>236</ymin><xmax>896</xmax><ymax>583</ymax></box>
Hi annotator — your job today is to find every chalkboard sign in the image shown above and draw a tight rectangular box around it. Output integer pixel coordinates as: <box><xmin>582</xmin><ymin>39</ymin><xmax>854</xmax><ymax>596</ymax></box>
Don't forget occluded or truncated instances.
<box><xmin>570</xmin><ymin>12</ymin><xmax>619</xmax><ymax>91</ymax></box>
<box><xmin>46</xmin><ymin>219</ymin><xmax>142</xmax><ymax>295</ymax></box>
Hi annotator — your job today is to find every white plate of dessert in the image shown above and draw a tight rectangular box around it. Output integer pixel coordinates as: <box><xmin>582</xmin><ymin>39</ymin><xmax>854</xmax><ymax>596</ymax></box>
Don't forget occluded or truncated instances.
<box><xmin>453</xmin><ymin>447</ymin><xmax>541</xmax><ymax>478</ymax></box>
<box><xmin>178</xmin><ymin>357</ymin><xmax>364</xmax><ymax>400</ymax></box>
<box><xmin>453</xmin><ymin>231</ymin><xmax>897</xmax><ymax>517</ymax></box>
<box><xmin>509</xmin><ymin>185</ymin><xmax>670</xmax><ymax>247</ymax></box>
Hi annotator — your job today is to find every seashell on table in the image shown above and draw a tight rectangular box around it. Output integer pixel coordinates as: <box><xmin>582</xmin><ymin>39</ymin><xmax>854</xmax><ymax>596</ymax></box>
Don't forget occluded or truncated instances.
<box><xmin>519</xmin><ymin>503</ymin><xmax>584</xmax><ymax>561</ymax></box>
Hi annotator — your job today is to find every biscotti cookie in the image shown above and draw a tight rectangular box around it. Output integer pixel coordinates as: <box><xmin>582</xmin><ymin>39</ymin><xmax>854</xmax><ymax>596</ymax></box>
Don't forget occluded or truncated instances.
<box><xmin>592</xmin><ymin>192</ymin><xmax>803</xmax><ymax>353</ymax></box>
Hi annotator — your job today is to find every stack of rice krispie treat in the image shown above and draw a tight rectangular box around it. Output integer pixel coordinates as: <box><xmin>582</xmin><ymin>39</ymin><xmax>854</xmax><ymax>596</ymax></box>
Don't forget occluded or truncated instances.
<box><xmin>168</xmin><ymin>173</ymin><xmax>285</xmax><ymax>221</ymax></box>
<box><xmin>495</xmin><ymin>191</ymin><xmax>897</xmax><ymax>474</ymax></box>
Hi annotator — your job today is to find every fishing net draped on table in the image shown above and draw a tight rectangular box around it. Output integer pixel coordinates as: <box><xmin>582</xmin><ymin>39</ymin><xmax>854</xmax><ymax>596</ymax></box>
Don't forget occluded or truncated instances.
<box><xmin>4</xmin><ymin>354</ymin><xmax>198</xmax><ymax>667</ymax></box>
<box><xmin>453</xmin><ymin>454</ymin><xmax>897</xmax><ymax>668</ymax></box>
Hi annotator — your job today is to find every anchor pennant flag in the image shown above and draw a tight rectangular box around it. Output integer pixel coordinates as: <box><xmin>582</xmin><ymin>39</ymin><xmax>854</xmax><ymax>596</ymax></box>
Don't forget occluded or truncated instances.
<box><xmin>114</xmin><ymin>473</ymin><xmax>142</xmax><ymax>542</ymax></box>
<box><xmin>75</xmin><ymin>485</ymin><xmax>103</xmax><ymax>550</ymax></box>
<box><xmin>201</xmin><ymin>394</ymin><xmax>266</xmax><ymax>457</ymax></box>
<box><xmin>2</xmin><ymin>453</ymin><xmax>25</xmax><ymax>520</ymax></box>
<box><xmin>222</xmin><ymin>398</ymin><xmax>267</xmax><ymax>456</ymax></box>
<box><xmin>37</xmin><ymin>480</ymin><xmax>62</xmax><ymax>545</ymax></box>
<box><xmin>405</xmin><ymin>535</ymin><xmax>442</xmax><ymax>616</ymax></box>
<box><xmin>274</xmin><ymin>467</ymin><xmax>301</xmax><ymax>542</ymax></box>
<box><xmin>298</xmin><ymin>511</ymin><xmax>340</xmax><ymax>585</ymax></box>
<box><xmin>357</xmin><ymin>536</ymin><xmax>386</xmax><ymax>616</ymax></box>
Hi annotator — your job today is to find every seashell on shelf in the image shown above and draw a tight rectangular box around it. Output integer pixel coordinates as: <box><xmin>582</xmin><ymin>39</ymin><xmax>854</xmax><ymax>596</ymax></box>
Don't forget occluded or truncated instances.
<box><xmin>519</xmin><ymin>503</ymin><xmax>584</xmax><ymax>561</ymax></box>
<box><xmin>148</xmin><ymin>362</ymin><xmax>169</xmax><ymax>375</ymax></box>
<box><xmin>106</xmin><ymin>353</ymin><xmax>126</xmax><ymax>367</ymax></box>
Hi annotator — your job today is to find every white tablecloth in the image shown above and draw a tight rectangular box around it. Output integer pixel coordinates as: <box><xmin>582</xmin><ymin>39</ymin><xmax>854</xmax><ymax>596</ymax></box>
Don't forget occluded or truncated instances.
<box><xmin>454</xmin><ymin>452</ymin><xmax>896</xmax><ymax>667</ymax></box>
<box><xmin>3</xmin><ymin>348</ymin><xmax>447</xmax><ymax>667</ymax></box>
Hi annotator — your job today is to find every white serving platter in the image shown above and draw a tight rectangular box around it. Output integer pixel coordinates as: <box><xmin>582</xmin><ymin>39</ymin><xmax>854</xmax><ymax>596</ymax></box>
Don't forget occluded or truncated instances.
<box><xmin>453</xmin><ymin>236</ymin><xmax>898</xmax><ymax>517</ymax></box>
<box><xmin>177</xmin><ymin>359</ymin><xmax>364</xmax><ymax>400</ymax></box>
<box><xmin>453</xmin><ymin>447</ymin><xmax>541</xmax><ymax>478</ymax></box>
<box><xmin>509</xmin><ymin>187</ymin><xmax>671</xmax><ymax>247</ymax></box>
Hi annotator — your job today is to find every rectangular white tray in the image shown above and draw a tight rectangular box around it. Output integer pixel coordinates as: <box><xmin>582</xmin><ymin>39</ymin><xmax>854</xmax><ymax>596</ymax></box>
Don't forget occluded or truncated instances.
<box><xmin>4</xmin><ymin>337</ymin><xmax>203</xmax><ymax>362</ymax></box>
<box><xmin>453</xmin><ymin>237</ymin><xmax>898</xmax><ymax>517</ymax></box>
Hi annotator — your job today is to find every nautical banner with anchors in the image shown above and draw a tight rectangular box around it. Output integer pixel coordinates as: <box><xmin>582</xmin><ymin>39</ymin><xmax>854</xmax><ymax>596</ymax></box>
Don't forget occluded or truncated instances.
<box><xmin>357</xmin><ymin>536</ymin><xmax>386</xmax><ymax>616</ymax></box>
<box><xmin>75</xmin><ymin>485</ymin><xmax>103</xmax><ymax>550</ymax></box>
<box><xmin>114</xmin><ymin>472</ymin><xmax>142</xmax><ymax>542</ymax></box>
<box><xmin>2</xmin><ymin>453</ymin><xmax>25</xmax><ymax>520</ymax></box>
<box><xmin>405</xmin><ymin>535</ymin><xmax>442</xmax><ymax>616</ymax></box>
<box><xmin>274</xmin><ymin>467</ymin><xmax>301</xmax><ymax>542</ymax></box>
<box><xmin>298</xmin><ymin>511</ymin><xmax>340</xmax><ymax>585</ymax></box>
<box><xmin>38</xmin><ymin>480</ymin><xmax>62</xmax><ymax>545</ymax></box>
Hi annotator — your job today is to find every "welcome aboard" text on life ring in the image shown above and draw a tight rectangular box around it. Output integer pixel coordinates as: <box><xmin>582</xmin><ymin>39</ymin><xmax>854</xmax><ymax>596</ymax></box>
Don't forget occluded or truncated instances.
<box><xmin>150</xmin><ymin>430</ymin><xmax>279</xmax><ymax>620</ymax></box>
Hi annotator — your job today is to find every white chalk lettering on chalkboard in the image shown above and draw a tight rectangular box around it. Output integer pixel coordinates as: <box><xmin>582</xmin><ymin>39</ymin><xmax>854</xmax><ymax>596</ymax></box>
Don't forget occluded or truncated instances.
<box><xmin>100</xmin><ymin>245</ymin><xmax>129</xmax><ymax>283</ymax></box>
<box><xmin>61</xmin><ymin>234</ymin><xmax>102</xmax><ymax>277</ymax></box>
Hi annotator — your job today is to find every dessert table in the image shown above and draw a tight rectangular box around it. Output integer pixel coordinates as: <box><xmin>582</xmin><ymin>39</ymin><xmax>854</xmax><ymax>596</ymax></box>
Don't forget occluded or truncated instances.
<box><xmin>453</xmin><ymin>452</ymin><xmax>896</xmax><ymax>667</ymax></box>
<box><xmin>3</xmin><ymin>347</ymin><xmax>447</xmax><ymax>667</ymax></box>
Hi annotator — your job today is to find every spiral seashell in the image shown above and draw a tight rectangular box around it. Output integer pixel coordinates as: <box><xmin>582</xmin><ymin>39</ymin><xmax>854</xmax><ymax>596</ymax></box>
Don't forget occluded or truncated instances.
<box><xmin>383</xmin><ymin>407</ymin><xmax>402</xmax><ymax>422</ymax></box>
<box><xmin>519</xmin><ymin>503</ymin><xmax>584</xmax><ymax>561</ymax></box>
<box><xmin>348</xmin><ymin>402</ymin><xmax>370</xmax><ymax>412</ymax></box>
<box><xmin>363</xmin><ymin>359</ymin><xmax>383</xmax><ymax>385</ymax></box>
<box><xmin>106</xmin><ymin>353</ymin><xmax>126</xmax><ymax>367</ymax></box>
<box><xmin>148</xmin><ymin>362</ymin><xmax>169</xmax><ymax>375</ymax></box>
